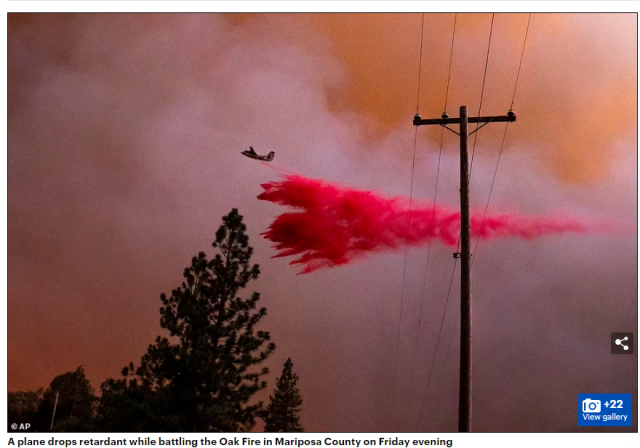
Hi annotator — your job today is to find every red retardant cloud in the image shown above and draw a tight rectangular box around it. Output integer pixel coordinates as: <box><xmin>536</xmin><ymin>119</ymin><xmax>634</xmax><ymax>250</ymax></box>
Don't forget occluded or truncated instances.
<box><xmin>258</xmin><ymin>175</ymin><xmax>589</xmax><ymax>274</ymax></box>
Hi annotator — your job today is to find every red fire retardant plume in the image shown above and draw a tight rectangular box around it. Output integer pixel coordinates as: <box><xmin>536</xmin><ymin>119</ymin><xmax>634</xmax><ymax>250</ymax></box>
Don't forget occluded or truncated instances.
<box><xmin>258</xmin><ymin>175</ymin><xmax>589</xmax><ymax>274</ymax></box>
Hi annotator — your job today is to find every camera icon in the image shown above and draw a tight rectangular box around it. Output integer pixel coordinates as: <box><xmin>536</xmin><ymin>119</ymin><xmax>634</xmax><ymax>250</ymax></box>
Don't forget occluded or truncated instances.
<box><xmin>582</xmin><ymin>398</ymin><xmax>601</xmax><ymax>413</ymax></box>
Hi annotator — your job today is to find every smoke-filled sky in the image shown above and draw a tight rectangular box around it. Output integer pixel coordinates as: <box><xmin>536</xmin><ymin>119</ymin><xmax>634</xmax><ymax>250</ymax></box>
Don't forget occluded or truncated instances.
<box><xmin>8</xmin><ymin>13</ymin><xmax>637</xmax><ymax>432</ymax></box>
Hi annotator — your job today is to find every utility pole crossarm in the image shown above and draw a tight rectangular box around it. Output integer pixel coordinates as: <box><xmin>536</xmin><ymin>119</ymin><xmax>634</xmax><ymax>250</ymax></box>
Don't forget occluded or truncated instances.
<box><xmin>413</xmin><ymin>110</ymin><xmax>516</xmax><ymax>126</ymax></box>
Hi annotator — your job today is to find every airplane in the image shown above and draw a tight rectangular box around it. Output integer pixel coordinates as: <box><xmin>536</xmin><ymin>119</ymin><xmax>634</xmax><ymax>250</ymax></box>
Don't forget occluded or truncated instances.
<box><xmin>241</xmin><ymin>146</ymin><xmax>275</xmax><ymax>162</ymax></box>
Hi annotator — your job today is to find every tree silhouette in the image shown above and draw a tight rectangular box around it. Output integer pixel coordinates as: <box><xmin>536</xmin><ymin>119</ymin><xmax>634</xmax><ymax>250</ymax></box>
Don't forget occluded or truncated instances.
<box><xmin>95</xmin><ymin>371</ymin><xmax>163</xmax><ymax>432</ymax></box>
<box><xmin>8</xmin><ymin>389</ymin><xmax>43</xmax><ymax>431</ymax></box>
<box><xmin>264</xmin><ymin>358</ymin><xmax>304</xmax><ymax>432</ymax></box>
<box><xmin>98</xmin><ymin>209</ymin><xmax>275</xmax><ymax>431</ymax></box>
<box><xmin>33</xmin><ymin>366</ymin><xmax>96</xmax><ymax>431</ymax></box>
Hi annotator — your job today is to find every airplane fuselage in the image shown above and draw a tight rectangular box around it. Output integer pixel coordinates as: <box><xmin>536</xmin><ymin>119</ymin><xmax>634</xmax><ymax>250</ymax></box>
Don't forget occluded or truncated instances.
<box><xmin>241</xmin><ymin>149</ymin><xmax>274</xmax><ymax>162</ymax></box>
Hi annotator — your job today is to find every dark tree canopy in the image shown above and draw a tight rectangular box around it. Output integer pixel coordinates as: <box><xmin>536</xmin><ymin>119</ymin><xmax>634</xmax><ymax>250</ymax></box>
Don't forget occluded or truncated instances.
<box><xmin>264</xmin><ymin>358</ymin><xmax>304</xmax><ymax>432</ymax></box>
<box><xmin>9</xmin><ymin>366</ymin><xmax>97</xmax><ymax>431</ymax></box>
<box><xmin>98</xmin><ymin>209</ymin><xmax>275</xmax><ymax>431</ymax></box>
<box><xmin>44</xmin><ymin>366</ymin><xmax>96</xmax><ymax>431</ymax></box>
<box><xmin>95</xmin><ymin>374</ymin><xmax>164</xmax><ymax>432</ymax></box>
<box><xmin>8</xmin><ymin>389</ymin><xmax>43</xmax><ymax>431</ymax></box>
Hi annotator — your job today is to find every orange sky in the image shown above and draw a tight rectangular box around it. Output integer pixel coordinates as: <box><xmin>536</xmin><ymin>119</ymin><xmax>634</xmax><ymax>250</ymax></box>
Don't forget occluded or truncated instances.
<box><xmin>231</xmin><ymin>13</ymin><xmax>637</xmax><ymax>182</ymax></box>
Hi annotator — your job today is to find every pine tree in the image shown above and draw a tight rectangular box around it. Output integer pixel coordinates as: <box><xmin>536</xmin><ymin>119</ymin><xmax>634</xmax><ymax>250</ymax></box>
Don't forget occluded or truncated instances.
<box><xmin>264</xmin><ymin>358</ymin><xmax>304</xmax><ymax>432</ymax></box>
<box><xmin>98</xmin><ymin>209</ymin><xmax>275</xmax><ymax>431</ymax></box>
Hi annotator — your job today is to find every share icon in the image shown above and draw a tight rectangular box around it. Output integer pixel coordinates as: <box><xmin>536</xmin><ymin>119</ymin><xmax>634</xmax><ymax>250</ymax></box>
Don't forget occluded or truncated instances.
<box><xmin>611</xmin><ymin>332</ymin><xmax>634</xmax><ymax>355</ymax></box>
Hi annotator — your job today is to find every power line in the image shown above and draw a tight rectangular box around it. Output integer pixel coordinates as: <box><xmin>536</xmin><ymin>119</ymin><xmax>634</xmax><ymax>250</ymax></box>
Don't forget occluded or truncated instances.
<box><xmin>416</xmin><ymin>13</ymin><xmax>426</xmax><ymax>113</ymax></box>
<box><xmin>472</xmin><ymin>123</ymin><xmax>509</xmax><ymax>258</ymax></box>
<box><xmin>431</xmin><ymin>13</ymin><xmax>532</xmax><ymax>425</ymax></box>
<box><xmin>435</xmin><ymin>312</ymin><xmax>460</xmax><ymax>390</ymax></box>
<box><xmin>511</xmin><ymin>14</ymin><xmax>532</xmax><ymax>110</ymax></box>
<box><xmin>403</xmin><ymin>13</ymin><xmax>457</xmax><ymax>431</ymax></box>
<box><xmin>402</xmin><ymin>126</ymin><xmax>444</xmax><ymax>431</ymax></box>
<box><xmin>413</xmin><ymin>13</ymin><xmax>495</xmax><ymax>432</ymax></box>
<box><xmin>430</xmin><ymin>128</ymin><xmax>510</xmax><ymax>411</ymax></box>
<box><xmin>432</xmin><ymin>128</ymin><xmax>509</xmax><ymax>403</ymax></box>
<box><xmin>415</xmin><ymin>258</ymin><xmax>458</xmax><ymax>431</ymax></box>
<box><xmin>388</xmin><ymin>13</ymin><xmax>426</xmax><ymax>431</ymax></box>
<box><xmin>474</xmin><ymin>13</ymin><xmax>531</xmax><ymax>260</ymax></box>
<box><xmin>389</xmin><ymin>128</ymin><xmax>419</xmax><ymax>429</ymax></box>
<box><xmin>443</xmin><ymin>14</ymin><xmax>457</xmax><ymax>114</ymax></box>
<box><xmin>469</xmin><ymin>13</ymin><xmax>495</xmax><ymax>177</ymax></box>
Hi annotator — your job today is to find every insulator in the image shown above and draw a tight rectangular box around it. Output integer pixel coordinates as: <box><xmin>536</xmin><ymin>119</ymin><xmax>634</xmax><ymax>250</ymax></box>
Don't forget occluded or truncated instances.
<box><xmin>442</xmin><ymin>111</ymin><xmax>450</xmax><ymax>119</ymax></box>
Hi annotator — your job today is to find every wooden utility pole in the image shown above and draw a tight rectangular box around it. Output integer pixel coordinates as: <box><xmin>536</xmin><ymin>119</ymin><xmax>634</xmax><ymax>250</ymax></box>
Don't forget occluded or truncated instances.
<box><xmin>50</xmin><ymin>390</ymin><xmax>59</xmax><ymax>431</ymax></box>
<box><xmin>413</xmin><ymin>106</ymin><xmax>516</xmax><ymax>432</ymax></box>
<box><xmin>458</xmin><ymin>105</ymin><xmax>472</xmax><ymax>433</ymax></box>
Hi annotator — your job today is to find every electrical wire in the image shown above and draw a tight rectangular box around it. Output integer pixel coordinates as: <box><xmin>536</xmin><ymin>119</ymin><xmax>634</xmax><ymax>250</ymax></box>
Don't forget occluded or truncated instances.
<box><xmin>474</xmin><ymin>13</ymin><xmax>531</xmax><ymax>261</ymax></box>
<box><xmin>403</xmin><ymin>13</ymin><xmax>457</xmax><ymax>432</ymax></box>
<box><xmin>469</xmin><ymin>13</ymin><xmax>495</xmax><ymax>177</ymax></box>
<box><xmin>415</xmin><ymin>13</ymin><xmax>494</xmax><ymax>431</ymax></box>
<box><xmin>432</xmin><ymin>12</ymin><xmax>533</xmax><ymax>422</ymax></box>
<box><xmin>402</xmin><ymin>126</ymin><xmax>444</xmax><ymax>431</ymax></box>
<box><xmin>389</xmin><ymin>128</ymin><xmax>419</xmax><ymax>430</ymax></box>
<box><xmin>511</xmin><ymin>14</ymin><xmax>532</xmax><ymax>110</ymax></box>
<box><xmin>443</xmin><ymin>14</ymin><xmax>458</xmax><ymax>115</ymax></box>
<box><xmin>415</xmin><ymin>258</ymin><xmax>458</xmax><ymax>431</ymax></box>
<box><xmin>416</xmin><ymin>13</ymin><xmax>426</xmax><ymax>114</ymax></box>
<box><xmin>388</xmin><ymin>13</ymin><xmax>425</xmax><ymax>431</ymax></box>
<box><xmin>435</xmin><ymin>312</ymin><xmax>460</xmax><ymax>390</ymax></box>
